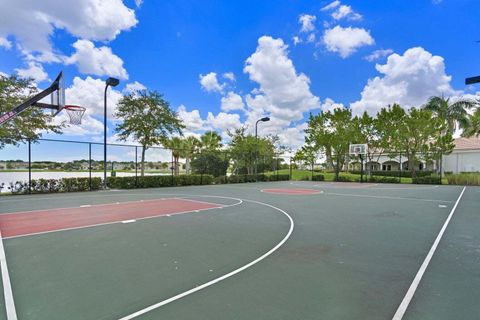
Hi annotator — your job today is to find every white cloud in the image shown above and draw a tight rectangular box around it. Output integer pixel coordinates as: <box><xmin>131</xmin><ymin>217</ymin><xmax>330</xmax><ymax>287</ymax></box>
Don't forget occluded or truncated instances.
<box><xmin>206</xmin><ymin>112</ymin><xmax>241</xmax><ymax>132</ymax></box>
<box><xmin>123</xmin><ymin>81</ymin><xmax>146</xmax><ymax>94</ymax></box>
<box><xmin>323</xmin><ymin>26</ymin><xmax>374</xmax><ymax>58</ymax></box>
<box><xmin>292</xmin><ymin>36</ymin><xmax>302</xmax><ymax>45</ymax></box>
<box><xmin>65</xmin><ymin>76</ymin><xmax>123</xmax><ymax>118</ymax></box>
<box><xmin>177</xmin><ymin>105</ymin><xmax>205</xmax><ymax>131</ymax></box>
<box><xmin>350</xmin><ymin>47</ymin><xmax>457</xmax><ymax>115</ymax></box>
<box><xmin>15</xmin><ymin>62</ymin><xmax>49</xmax><ymax>83</ymax></box>
<box><xmin>321</xmin><ymin>1</ymin><xmax>341</xmax><ymax>11</ymax></box>
<box><xmin>0</xmin><ymin>0</ymin><xmax>137</xmax><ymax>58</ymax></box>
<box><xmin>199</xmin><ymin>72</ymin><xmax>224</xmax><ymax>93</ymax></box>
<box><xmin>277</xmin><ymin>123</ymin><xmax>308</xmax><ymax>149</ymax></box>
<box><xmin>299</xmin><ymin>14</ymin><xmax>317</xmax><ymax>33</ymax></box>
<box><xmin>221</xmin><ymin>92</ymin><xmax>245</xmax><ymax>111</ymax></box>
<box><xmin>331</xmin><ymin>5</ymin><xmax>362</xmax><ymax>21</ymax></box>
<box><xmin>321</xmin><ymin>98</ymin><xmax>345</xmax><ymax>112</ymax></box>
<box><xmin>0</xmin><ymin>37</ymin><xmax>12</xmax><ymax>49</ymax></box>
<box><xmin>52</xmin><ymin>113</ymin><xmax>104</xmax><ymax>136</ymax></box>
<box><xmin>134</xmin><ymin>0</ymin><xmax>144</xmax><ymax>7</ymax></box>
<box><xmin>364</xmin><ymin>49</ymin><xmax>394</xmax><ymax>62</ymax></box>
<box><xmin>307</xmin><ymin>33</ymin><xmax>316</xmax><ymax>43</ymax></box>
<box><xmin>65</xmin><ymin>40</ymin><xmax>128</xmax><ymax>79</ymax></box>
<box><xmin>222</xmin><ymin>72</ymin><xmax>236</xmax><ymax>82</ymax></box>
<box><xmin>244</xmin><ymin>36</ymin><xmax>320</xmax><ymax>123</ymax></box>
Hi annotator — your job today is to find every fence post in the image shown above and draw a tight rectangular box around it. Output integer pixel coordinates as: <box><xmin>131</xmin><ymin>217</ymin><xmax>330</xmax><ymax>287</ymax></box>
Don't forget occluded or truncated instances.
<box><xmin>171</xmin><ymin>149</ymin><xmax>174</xmax><ymax>186</ymax></box>
<box><xmin>89</xmin><ymin>143</ymin><xmax>92</xmax><ymax>191</ymax></box>
<box><xmin>135</xmin><ymin>146</ymin><xmax>138</xmax><ymax>188</ymax></box>
<box><xmin>28</xmin><ymin>138</ymin><xmax>32</xmax><ymax>194</ymax></box>
<box><xmin>289</xmin><ymin>157</ymin><xmax>292</xmax><ymax>180</ymax></box>
<box><xmin>399</xmin><ymin>152</ymin><xmax>402</xmax><ymax>183</ymax></box>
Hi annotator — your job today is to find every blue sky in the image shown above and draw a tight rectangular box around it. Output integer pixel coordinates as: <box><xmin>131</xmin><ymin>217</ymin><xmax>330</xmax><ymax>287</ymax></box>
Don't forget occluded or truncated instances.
<box><xmin>1</xmin><ymin>0</ymin><xmax>480</xmax><ymax>161</ymax></box>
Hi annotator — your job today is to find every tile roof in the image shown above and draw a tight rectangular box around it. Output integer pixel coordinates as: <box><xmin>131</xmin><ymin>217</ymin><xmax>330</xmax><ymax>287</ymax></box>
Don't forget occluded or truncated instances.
<box><xmin>453</xmin><ymin>137</ymin><xmax>480</xmax><ymax>150</ymax></box>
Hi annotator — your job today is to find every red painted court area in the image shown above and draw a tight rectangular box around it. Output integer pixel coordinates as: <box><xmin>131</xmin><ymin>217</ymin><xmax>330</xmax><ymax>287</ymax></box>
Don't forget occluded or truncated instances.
<box><xmin>261</xmin><ymin>188</ymin><xmax>321</xmax><ymax>195</ymax></box>
<box><xmin>0</xmin><ymin>198</ymin><xmax>222</xmax><ymax>238</ymax></box>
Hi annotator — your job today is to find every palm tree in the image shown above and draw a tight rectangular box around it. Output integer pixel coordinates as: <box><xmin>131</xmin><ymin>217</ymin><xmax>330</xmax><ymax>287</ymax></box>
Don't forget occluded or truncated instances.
<box><xmin>462</xmin><ymin>107</ymin><xmax>480</xmax><ymax>137</ymax></box>
<box><xmin>165</xmin><ymin>136</ymin><xmax>183</xmax><ymax>175</ymax></box>
<box><xmin>424</xmin><ymin>96</ymin><xmax>477</xmax><ymax>174</ymax></box>
<box><xmin>200</xmin><ymin>131</ymin><xmax>222</xmax><ymax>151</ymax></box>
<box><xmin>181</xmin><ymin>136</ymin><xmax>200</xmax><ymax>174</ymax></box>
<box><xmin>424</xmin><ymin>96</ymin><xmax>476</xmax><ymax>133</ymax></box>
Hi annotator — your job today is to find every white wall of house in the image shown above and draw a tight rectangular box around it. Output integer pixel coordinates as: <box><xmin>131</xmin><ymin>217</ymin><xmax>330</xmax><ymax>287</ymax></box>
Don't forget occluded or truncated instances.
<box><xmin>443</xmin><ymin>150</ymin><xmax>480</xmax><ymax>173</ymax></box>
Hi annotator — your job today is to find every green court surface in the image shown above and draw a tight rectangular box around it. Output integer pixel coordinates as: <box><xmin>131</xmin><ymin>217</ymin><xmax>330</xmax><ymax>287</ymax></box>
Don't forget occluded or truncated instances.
<box><xmin>0</xmin><ymin>181</ymin><xmax>478</xmax><ymax>319</ymax></box>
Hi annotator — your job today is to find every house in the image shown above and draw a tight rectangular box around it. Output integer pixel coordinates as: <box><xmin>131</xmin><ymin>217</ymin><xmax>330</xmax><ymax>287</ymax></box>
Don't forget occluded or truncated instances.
<box><xmin>443</xmin><ymin>137</ymin><xmax>480</xmax><ymax>173</ymax></box>
<box><xmin>348</xmin><ymin>137</ymin><xmax>480</xmax><ymax>173</ymax></box>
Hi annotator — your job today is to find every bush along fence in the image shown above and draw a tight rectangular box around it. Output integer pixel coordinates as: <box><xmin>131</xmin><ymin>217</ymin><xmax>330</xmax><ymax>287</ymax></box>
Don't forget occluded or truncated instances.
<box><xmin>1</xmin><ymin>177</ymin><xmax>103</xmax><ymax>194</ymax></box>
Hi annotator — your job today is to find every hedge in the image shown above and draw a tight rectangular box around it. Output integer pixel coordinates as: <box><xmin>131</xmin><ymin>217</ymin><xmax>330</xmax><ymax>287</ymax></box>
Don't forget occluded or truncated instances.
<box><xmin>412</xmin><ymin>175</ymin><xmax>442</xmax><ymax>185</ymax></box>
<box><xmin>300</xmin><ymin>174</ymin><xmax>325</xmax><ymax>181</ymax></box>
<box><xmin>446</xmin><ymin>173</ymin><xmax>480</xmax><ymax>186</ymax></box>
<box><xmin>213</xmin><ymin>174</ymin><xmax>290</xmax><ymax>184</ymax></box>
<box><xmin>107</xmin><ymin>174</ymin><xmax>213</xmax><ymax>189</ymax></box>
<box><xmin>2</xmin><ymin>177</ymin><xmax>102</xmax><ymax>194</ymax></box>
<box><xmin>350</xmin><ymin>170</ymin><xmax>434</xmax><ymax>178</ymax></box>
<box><xmin>366</xmin><ymin>176</ymin><xmax>400</xmax><ymax>184</ymax></box>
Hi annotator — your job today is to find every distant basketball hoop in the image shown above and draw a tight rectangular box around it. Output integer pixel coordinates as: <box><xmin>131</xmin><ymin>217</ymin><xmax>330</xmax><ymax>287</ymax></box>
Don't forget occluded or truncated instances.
<box><xmin>64</xmin><ymin>105</ymin><xmax>86</xmax><ymax>125</ymax></box>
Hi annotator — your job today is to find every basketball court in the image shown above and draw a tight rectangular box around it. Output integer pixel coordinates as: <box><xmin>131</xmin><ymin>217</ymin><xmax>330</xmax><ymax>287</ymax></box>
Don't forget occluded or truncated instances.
<box><xmin>0</xmin><ymin>181</ymin><xmax>478</xmax><ymax>320</ymax></box>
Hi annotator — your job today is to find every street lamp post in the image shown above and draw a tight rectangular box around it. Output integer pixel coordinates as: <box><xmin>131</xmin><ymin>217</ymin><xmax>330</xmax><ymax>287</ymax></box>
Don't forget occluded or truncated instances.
<box><xmin>254</xmin><ymin>117</ymin><xmax>270</xmax><ymax>178</ymax></box>
<box><xmin>104</xmin><ymin>77</ymin><xmax>119</xmax><ymax>189</ymax></box>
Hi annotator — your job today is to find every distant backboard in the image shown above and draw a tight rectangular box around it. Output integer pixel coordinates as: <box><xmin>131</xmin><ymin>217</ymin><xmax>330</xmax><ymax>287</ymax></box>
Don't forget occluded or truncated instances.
<box><xmin>349</xmin><ymin>144</ymin><xmax>367</xmax><ymax>156</ymax></box>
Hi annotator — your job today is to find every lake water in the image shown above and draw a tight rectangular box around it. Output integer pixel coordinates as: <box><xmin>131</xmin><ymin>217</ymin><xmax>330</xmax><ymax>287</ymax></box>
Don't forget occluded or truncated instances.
<box><xmin>0</xmin><ymin>171</ymin><xmax>168</xmax><ymax>192</ymax></box>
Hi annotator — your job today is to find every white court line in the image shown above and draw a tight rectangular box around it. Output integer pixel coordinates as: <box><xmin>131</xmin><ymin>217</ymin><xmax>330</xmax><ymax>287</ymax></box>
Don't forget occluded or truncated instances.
<box><xmin>117</xmin><ymin>197</ymin><xmax>294</xmax><ymax>320</ymax></box>
<box><xmin>392</xmin><ymin>186</ymin><xmax>466</xmax><ymax>320</ymax></box>
<box><xmin>323</xmin><ymin>192</ymin><xmax>454</xmax><ymax>203</ymax></box>
<box><xmin>173</xmin><ymin>197</ymin><xmax>241</xmax><ymax>208</ymax></box>
<box><xmin>3</xmin><ymin>199</ymin><xmax>242</xmax><ymax>240</ymax></box>
<box><xmin>0</xmin><ymin>230</ymin><xmax>18</xmax><ymax>320</ymax></box>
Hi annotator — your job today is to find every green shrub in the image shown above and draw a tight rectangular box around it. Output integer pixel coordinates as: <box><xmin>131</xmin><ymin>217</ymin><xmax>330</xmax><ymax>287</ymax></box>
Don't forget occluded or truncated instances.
<box><xmin>446</xmin><ymin>173</ymin><xmax>480</xmax><ymax>186</ymax></box>
<box><xmin>5</xmin><ymin>177</ymin><xmax>102</xmax><ymax>194</ymax></box>
<box><xmin>412</xmin><ymin>175</ymin><xmax>442</xmax><ymax>185</ymax></box>
<box><xmin>367</xmin><ymin>176</ymin><xmax>400</xmax><ymax>184</ymax></box>
<box><xmin>312</xmin><ymin>174</ymin><xmax>325</xmax><ymax>181</ymax></box>
<box><xmin>350</xmin><ymin>170</ymin><xmax>433</xmax><ymax>178</ymax></box>
<box><xmin>107</xmin><ymin>174</ymin><xmax>213</xmax><ymax>189</ymax></box>
<box><xmin>334</xmin><ymin>176</ymin><xmax>358</xmax><ymax>182</ymax></box>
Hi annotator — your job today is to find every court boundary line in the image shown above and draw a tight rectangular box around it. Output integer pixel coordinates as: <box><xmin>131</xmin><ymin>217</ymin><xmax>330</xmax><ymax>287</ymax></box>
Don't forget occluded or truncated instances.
<box><xmin>116</xmin><ymin>197</ymin><xmax>294</xmax><ymax>320</ymax></box>
<box><xmin>260</xmin><ymin>188</ymin><xmax>323</xmax><ymax>195</ymax></box>
<box><xmin>0</xmin><ymin>230</ymin><xmax>18</xmax><ymax>320</ymax></box>
<box><xmin>3</xmin><ymin>199</ymin><xmax>242</xmax><ymax>240</ymax></box>
<box><xmin>391</xmin><ymin>186</ymin><xmax>467</xmax><ymax>320</ymax></box>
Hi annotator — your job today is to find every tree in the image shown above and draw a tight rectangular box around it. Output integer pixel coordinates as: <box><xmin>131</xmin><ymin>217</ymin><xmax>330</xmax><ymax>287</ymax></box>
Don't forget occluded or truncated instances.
<box><xmin>424</xmin><ymin>96</ymin><xmax>476</xmax><ymax>173</ymax></box>
<box><xmin>306</xmin><ymin>108</ymin><xmax>356</xmax><ymax>180</ymax></box>
<box><xmin>181</xmin><ymin>136</ymin><xmax>200</xmax><ymax>174</ymax></box>
<box><xmin>227</xmin><ymin>127</ymin><xmax>275</xmax><ymax>175</ymax></box>
<box><xmin>0</xmin><ymin>74</ymin><xmax>63</xmax><ymax>149</ymax></box>
<box><xmin>164</xmin><ymin>136</ymin><xmax>183</xmax><ymax>176</ymax></box>
<box><xmin>200</xmin><ymin>131</ymin><xmax>222</xmax><ymax>151</ymax></box>
<box><xmin>462</xmin><ymin>107</ymin><xmax>480</xmax><ymax>137</ymax></box>
<box><xmin>293</xmin><ymin>144</ymin><xmax>320</xmax><ymax>177</ymax></box>
<box><xmin>115</xmin><ymin>90</ymin><xmax>184</xmax><ymax>176</ymax></box>
<box><xmin>191</xmin><ymin>153</ymin><xmax>229</xmax><ymax>177</ymax></box>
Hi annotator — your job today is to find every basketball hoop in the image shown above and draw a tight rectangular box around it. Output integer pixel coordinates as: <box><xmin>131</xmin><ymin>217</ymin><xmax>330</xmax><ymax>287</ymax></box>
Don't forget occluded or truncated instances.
<box><xmin>64</xmin><ymin>105</ymin><xmax>86</xmax><ymax>125</ymax></box>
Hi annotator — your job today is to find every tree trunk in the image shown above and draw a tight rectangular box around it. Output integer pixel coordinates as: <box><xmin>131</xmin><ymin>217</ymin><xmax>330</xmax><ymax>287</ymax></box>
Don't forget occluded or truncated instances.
<box><xmin>408</xmin><ymin>154</ymin><xmax>416</xmax><ymax>178</ymax></box>
<box><xmin>335</xmin><ymin>153</ymin><xmax>340</xmax><ymax>180</ymax></box>
<box><xmin>174</xmin><ymin>156</ymin><xmax>180</xmax><ymax>175</ymax></box>
<box><xmin>185</xmin><ymin>156</ymin><xmax>191</xmax><ymax>174</ymax></box>
<box><xmin>141</xmin><ymin>145</ymin><xmax>146</xmax><ymax>177</ymax></box>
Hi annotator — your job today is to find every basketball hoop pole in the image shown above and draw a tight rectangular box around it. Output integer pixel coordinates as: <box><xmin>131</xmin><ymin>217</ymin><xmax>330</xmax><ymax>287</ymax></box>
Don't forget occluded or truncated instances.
<box><xmin>359</xmin><ymin>154</ymin><xmax>364</xmax><ymax>183</ymax></box>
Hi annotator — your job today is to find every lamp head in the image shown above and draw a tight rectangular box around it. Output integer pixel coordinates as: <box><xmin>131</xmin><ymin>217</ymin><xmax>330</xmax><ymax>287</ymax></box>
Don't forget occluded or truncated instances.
<box><xmin>106</xmin><ymin>77</ymin><xmax>120</xmax><ymax>87</ymax></box>
<box><xmin>261</xmin><ymin>117</ymin><xmax>270</xmax><ymax>122</ymax></box>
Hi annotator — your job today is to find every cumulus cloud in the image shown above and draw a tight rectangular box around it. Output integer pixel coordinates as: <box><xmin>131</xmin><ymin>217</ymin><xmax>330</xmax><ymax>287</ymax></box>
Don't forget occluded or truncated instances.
<box><xmin>65</xmin><ymin>40</ymin><xmax>128</xmax><ymax>79</ymax></box>
<box><xmin>364</xmin><ymin>49</ymin><xmax>394</xmax><ymax>62</ymax></box>
<box><xmin>292</xmin><ymin>36</ymin><xmax>302</xmax><ymax>45</ymax></box>
<box><xmin>0</xmin><ymin>0</ymin><xmax>137</xmax><ymax>58</ymax></box>
<box><xmin>244</xmin><ymin>36</ymin><xmax>320</xmax><ymax>124</ymax></box>
<box><xmin>299</xmin><ymin>14</ymin><xmax>317</xmax><ymax>33</ymax></box>
<box><xmin>350</xmin><ymin>47</ymin><xmax>457</xmax><ymax>115</ymax></box>
<box><xmin>15</xmin><ymin>62</ymin><xmax>49</xmax><ymax>83</ymax></box>
<box><xmin>321</xmin><ymin>98</ymin><xmax>345</xmax><ymax>112</ymax></box>
<box><xmin>123</xmin><ymin>81</ymin><xmax>146</xmax><ymax>94</ymax></box>
<box><xmin>206</xmin><ymin>112</ymin><xmax>241</xmax><ymax>132</ymax></box>
<box><xmin>323</xmin><ymin>26</ymin><xmax>374</xmax><ymax>58</ymax></box>
<box><xmin>322</xmin><ymin>1</ymin><xmax>362</xmax><ymax>21</ymax></box>
<box><xmin>65</xmin><ymin>76</ymin><xmax>122</xmax><ymax>118</ymax></box>
<box><xmin>221</xmin><ymin>92</ymin><xmax>245</xmax><ymax>111</ymax></box>
<box><xmin>199</xmin><ymin>72</ymin><xmax>224</xmax><ymax>93</ymax></box>
<box><xmin>52</xmin><ymin>113</ymin><xmax>104</xmax><ymax>136</ymax></box>
<box><xmin>177</xmin><ymin>105</ymin><xmax>205</xmax><ymax>131</ymax></box>
<box><xmin>222</xmin><ymin>72</ymin><xmax>236</xmax><ymax>81</ymax></box>
<box><xmin>0</xmin><ymin>37</ymin><xmax>12</xmax><ymax>49</ymax></box>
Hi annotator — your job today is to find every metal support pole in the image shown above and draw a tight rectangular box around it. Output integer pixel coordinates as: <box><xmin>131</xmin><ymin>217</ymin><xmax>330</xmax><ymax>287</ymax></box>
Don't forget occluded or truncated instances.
<box><xmin>28</xmin><ymin>138</ymin><xmax>31</xmax><ymax>194</ymax></box>
<box><xmin>171</xmin><ymin>150</ymin><xmax>174</xmax><ymax>186</ymax></box>
<box><xmin>135</xmin><ymin>146</ymin><xmax>138</xmax><ymax>188</ymax></box>
<box><xmin>89</xmin><ymin>143</ymin><xmax>92</xmax><ymax>191</ymax></box>
<box><xmin>103</xmin><ymin>84</ymin><xmax>108</xmax><ymax>190</ymax></box>
<box><xmin>289</xmin><ymin>157</ymin><xmax>292</xmax><ymax>180</ymax></box>
<box><xmin>399</xmin><ymin>152</ymin><xmax>402</xmax><ymax>183</ymax></box>
<box><xmin>360</xmin><ymin>154</ymin><xmax>364</xmax><ymax>183</ymax></box>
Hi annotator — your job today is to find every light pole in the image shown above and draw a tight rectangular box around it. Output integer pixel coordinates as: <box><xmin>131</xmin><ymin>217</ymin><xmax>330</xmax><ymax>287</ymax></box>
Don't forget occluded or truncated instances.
<box><xmin>104</xmin><ymin>77</ymin><xmax>119</xmax><ymax>189</ymax></box>
<box><xmin>254</xmin><ymin>117</ymin><xmax>270</xmax><ymax>178</ymax></box>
